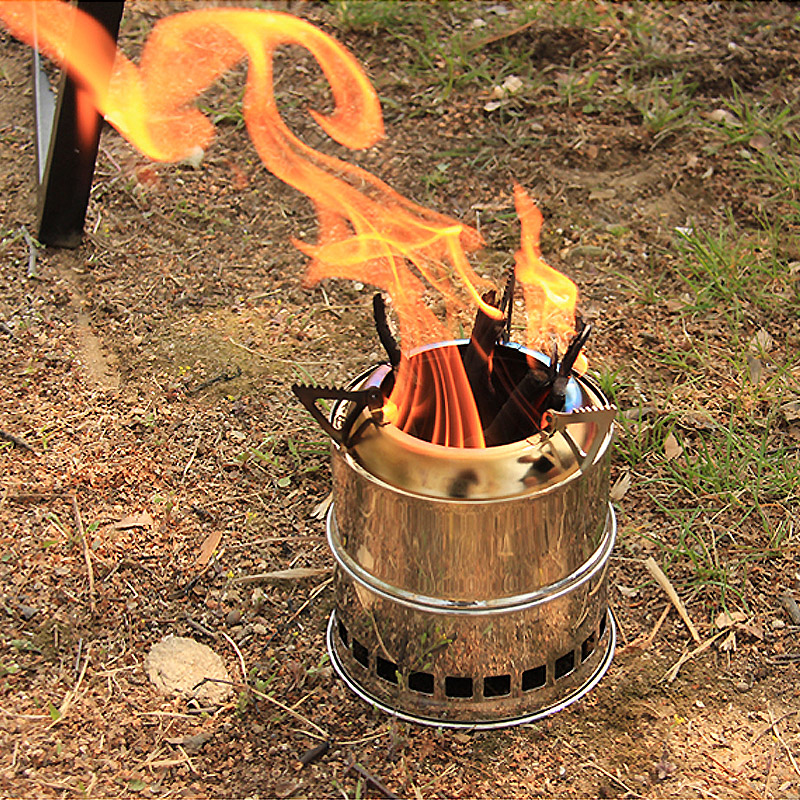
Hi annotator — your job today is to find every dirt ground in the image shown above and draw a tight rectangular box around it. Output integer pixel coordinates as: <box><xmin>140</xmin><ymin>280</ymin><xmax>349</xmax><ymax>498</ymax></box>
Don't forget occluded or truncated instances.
<box><xmin>1</xmin><ymin>1</ymin><xmax>799</xmax><ymax>798</ymax></box>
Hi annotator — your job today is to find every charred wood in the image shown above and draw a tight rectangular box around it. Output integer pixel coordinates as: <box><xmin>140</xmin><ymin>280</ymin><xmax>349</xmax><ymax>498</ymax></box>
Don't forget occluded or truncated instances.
<box><xmin>372</xmin><ymin>293</ymin><xmax>401</xmax><ymax>369</ymax></box>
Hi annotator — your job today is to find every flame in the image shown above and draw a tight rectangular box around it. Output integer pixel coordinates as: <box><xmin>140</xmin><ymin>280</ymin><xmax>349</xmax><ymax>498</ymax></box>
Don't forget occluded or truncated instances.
<box><xmin>0</xmin><ymin>2</ymin><xmax>583</xmax><ymax>445</ymax></box>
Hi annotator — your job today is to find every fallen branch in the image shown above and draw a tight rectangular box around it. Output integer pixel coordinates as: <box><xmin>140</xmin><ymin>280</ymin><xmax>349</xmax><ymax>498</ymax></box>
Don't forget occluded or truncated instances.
<box><xmin>644</xmin><ymin>556</ymin><xmax>700</xmax><ymax>643</ymax></box>
<box><xmin>72</xmin><ymin>494</ymin><xmax>96</xmax><ymax>614</ymax></box>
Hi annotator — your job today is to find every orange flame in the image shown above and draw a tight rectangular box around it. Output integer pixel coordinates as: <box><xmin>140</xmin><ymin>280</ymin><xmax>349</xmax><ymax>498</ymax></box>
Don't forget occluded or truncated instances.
<box><xmin>0</xmin><ymin>2</ymin><xmax>583</xmax><ymax>445</ymax></box>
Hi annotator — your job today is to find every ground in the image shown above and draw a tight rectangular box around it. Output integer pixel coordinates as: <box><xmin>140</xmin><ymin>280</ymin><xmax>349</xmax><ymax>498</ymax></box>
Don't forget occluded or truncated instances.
<box><xmin>1</xmin><ymin>1</ymin><xmax>799</xmax><ymax>798</ymax></box>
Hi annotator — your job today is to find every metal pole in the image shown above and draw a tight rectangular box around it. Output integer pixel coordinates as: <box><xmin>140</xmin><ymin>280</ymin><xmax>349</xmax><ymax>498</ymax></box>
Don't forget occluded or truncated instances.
<box><xmin>34</xmin><ymin>2</ymin><xmax>125</xmax><ymax>248</ymax></box>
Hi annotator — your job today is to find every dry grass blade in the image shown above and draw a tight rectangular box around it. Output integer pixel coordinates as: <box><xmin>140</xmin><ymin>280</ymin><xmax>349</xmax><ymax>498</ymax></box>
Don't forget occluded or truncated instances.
<box><xmin>71</xmin><ymin>494</ymin><xmax>96</xmax><ymax>614</ymax></box>
<box><xmin>232</xmin><ymin>567</ymin><xmax>330</xmax><ymax>584</ymax></box>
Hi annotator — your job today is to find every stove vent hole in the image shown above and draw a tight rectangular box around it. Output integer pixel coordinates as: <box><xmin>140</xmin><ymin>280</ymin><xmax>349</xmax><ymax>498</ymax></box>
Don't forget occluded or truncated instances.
<box><xmin>599</xmin><ymin>611</ymin><xmax>607</xmax><ymax>639</ymax></box>
<box><xmin>445</xmin><ymin>676</ymin><xmax>473</xmax><ymax>698</ymax></box>
<box><xmin>376</xmin><ymin>656</ymin><xmax>399</xmax><ymax>685</ymax></box>
<box><xmin>338</xmin><ymin>619</ymin><xmax>349</xmax><ymax>647</ymax></box>
<box><xmin>555</xmin><ymin>650</ymin><xmax>575</xmax><ymax>680</ymax></box>
<box><xmin>408</xmin><ymin>671</ymin><xmax>434</xmax><ymax>695</ymax></box>
<box><xmin>521</xmin><ymin>664</ymin><xmax>546</xmax><ymax>691</ymax></box>
<box><xmin>581</xmin><ymin>633</ymin><xmax>595</xmax><ymax>662</ymax></box>
<box><xmin>483</xmin><ymin>674</ymin><xmax>511</xmax><ymax>698</ymax></box>
<box><xmin>352</xmin><ymin>639</ymin><xmax>369</xmax><ymax>668</ymax></box>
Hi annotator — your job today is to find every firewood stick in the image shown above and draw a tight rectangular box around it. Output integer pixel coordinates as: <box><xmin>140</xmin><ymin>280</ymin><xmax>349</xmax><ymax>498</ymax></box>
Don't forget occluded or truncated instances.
<box><xmin>372</xmin><ymin>294</ymin><xmax>401</xmax><ymax>368</ymax></box>
<box><xmin>463</xmin><ymin>289</ymin><xmax>504</xmax><ymax>425</ymax></box>
<box><xmin>644</xmin><ymin>556</ymin><xmax>701</xmax><ymax>644</ymax></box>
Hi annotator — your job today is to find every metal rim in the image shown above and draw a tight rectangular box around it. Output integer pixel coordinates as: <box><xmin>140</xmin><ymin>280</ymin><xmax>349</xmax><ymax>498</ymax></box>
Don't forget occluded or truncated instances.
<box><xmin>327</xmin><ymin>503</ymin><xmax>616</xmax><ymax>616</ymax></box>
<box><xmin>326</xmin><ymin>608</ymin><xmax>617</xmax><ymax>731</ymax></box>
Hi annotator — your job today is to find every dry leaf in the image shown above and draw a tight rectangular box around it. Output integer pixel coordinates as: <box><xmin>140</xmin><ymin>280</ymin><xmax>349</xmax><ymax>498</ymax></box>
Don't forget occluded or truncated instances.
<box><xmin>114</xmin><ymin>512</ymin><xmax>154</xmax><ymax>530</ymax></box>
<box><xmin>748</xmin><ymin>133</ymin><xmax>771</xmax><ymax>151</ymax></box>
<box><xmin>781</xmin><ymin>401</ymin><xmax>800</xmax><ymax>422</ymax></box>
<box><xmin>747</xmin><ymin>355</ymin><xmax>762</xmax><ymax>386</ymax></box>
<box><xmin>617</xmin><ymin>584</ymin><xmax>639</xmax><ymax>599</ymax></box>
<box><xmin>196</xmin><ymin>530</ymin><xmax>223</xmax><ymax>567</ymax></box>
<box><xmin>310</xmin><ymin>493</ymin><xmax>333</xmax><ymax>520</ymax></box>
<box><xmin>705</xmin><ymin>108</ymin><xmax>740</xmax><ymax>126</ymax></box>
<box><xmin>719</xmin><ymin>629</ymin><xmax>737</xmax><ymax>652</ymax></box>
<box><xmin>715</xmin><ymin>610</ymin><xmax>748</xmax><ymax>629</ymax></box>
<box><xmin>274</xmin><ymin>779</ymin><xmax>301</xmax><ymax>799</ymax></box>
<box><xmin>610</xmin><ymin>471</ymin><xmax>632</xmax><ymax>501</ymax></box>
<box><xmin>664</xmin><ymin>433</ymin><xmax>683</xmax><ymax>461</ymax></box>
<box><xmin>749</xmin><ymin>329</ymin><xmax>774</xmax><ymax>354</ymax></box>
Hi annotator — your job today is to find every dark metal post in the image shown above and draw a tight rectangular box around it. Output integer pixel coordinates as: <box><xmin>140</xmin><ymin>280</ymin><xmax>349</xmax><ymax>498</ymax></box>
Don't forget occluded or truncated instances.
<box><xmin>34</xmin><ymin>2</ymin><xmax>125</xmax><ymax>248</ymax></box>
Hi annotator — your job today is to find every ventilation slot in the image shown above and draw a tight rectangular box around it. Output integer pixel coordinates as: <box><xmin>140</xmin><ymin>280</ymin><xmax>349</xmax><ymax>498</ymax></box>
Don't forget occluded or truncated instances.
<box><xmin>352</xmin><ymin>639</ymin><xmax>369</xmax><ymax>668</ymax></box>
<box><xmin>522</xmin><ymin>664</ymin><xmax>546</xmax><ymax>691</ymax></box>
<box><xmin>408</xmin><ymin>671</ymin><xmax>434</xmax><ymax>695</ymax></box>
<box><xmin>338</xmin><ymin>619</ymin><xmax>349</xmax><ymax>647</ymax></box>
<box><xmin>581</xmin><ymin>633</ymin><xmax>595</xmax><ymax>662</ymax></box>
<box><xmin>599</xmin><ymin>611</ymin><xmax>607</xmax><ymax>639</ymax></box>
<box><xmin>483</xmin><ymin>674</ymin><xmax>511</xmax><ymax>698</ymax></box>
<box><xmin>555</xmin><ymin>651</ymin><xmax>575</xmax><ymax>680</ymax></box>
<box><xmin>376</xmin><ymin>656</ymin><xmax>399</xmax><ymax>685</ymax></box>
<box><xmin>445</xmin><ymin>676</ymin><xmax>473</xmax><ymax>698</ymax></box>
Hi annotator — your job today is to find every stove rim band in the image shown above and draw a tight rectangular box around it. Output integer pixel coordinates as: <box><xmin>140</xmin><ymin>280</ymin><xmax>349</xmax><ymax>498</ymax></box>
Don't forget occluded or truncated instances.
<box><xmin>326</xmin><ymin>502</ymin><xmax>616</xmax><ymax>616</ymax></box>
<box><xmin>325</xmin><ymin>607</ymin><xmax>617</xmax><ymax>730</ymax></box>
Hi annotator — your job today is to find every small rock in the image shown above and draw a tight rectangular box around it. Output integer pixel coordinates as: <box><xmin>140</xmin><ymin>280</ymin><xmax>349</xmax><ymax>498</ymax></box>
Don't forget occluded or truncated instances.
<box><xmin>145</xmin><ymin>635</ymin><xmax>232</xmax><ymax>705</ymax></box>
<box><xmin>17</xmin><ymin>604</ymin><xmax>38</xmax><ymax>621</ymax></box>
<box><xmin>252</xmin><ymin>623</ymin><xmax>268</xmax><ymax>636</ymax></box>
<box><xmin>771</xmin><ymin>618</ymin><xmax>786</xmax><ymax>630</ymax></box>
<box><xmin>226</xmin><ymin>609</ymin><xmax>242</xmax><ymax>627</ymax></box>
<box><xmin>734</xmin><ymin>680</ymin><xmax>750</xmax><ymax>692</ymax></box>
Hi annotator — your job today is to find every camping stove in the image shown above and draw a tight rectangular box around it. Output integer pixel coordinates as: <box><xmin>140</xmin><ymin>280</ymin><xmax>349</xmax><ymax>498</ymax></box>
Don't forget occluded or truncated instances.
<box><xmin>313</xmin><ymin>340</ymin><xmax>616</xmax><ymax>729</ymax></box>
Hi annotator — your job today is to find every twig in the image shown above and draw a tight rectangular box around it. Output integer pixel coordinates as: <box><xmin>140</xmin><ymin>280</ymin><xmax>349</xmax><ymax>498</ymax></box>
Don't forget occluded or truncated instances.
<box><xmin>345</xmin><ymin>758</ymin><xmax>402</xmax><ymax>800</ymax></box>
<box><xmin>751</xmin><ymin>709</ymin><xmax>800</xmax><ymax>744</ymax></box>
<box><xmin>21</xmin><ymin>225</ymin><xmax>38</xmax><ymax>278</ymax></box>
<box><xmin>185</xmin><ymin>615</ymin><xmax>218</xmax><ymax>640</ymax></box>
<box><xmin>617</xmin><ymin>604</ymin><xmax>671</xmax><ymax>655</ymax></box>
<box><xmin>767</xmin><ymin>703</ymin><xmax>800</xmax><ymax>779</ymax></box>
<box><xmin>557</xmin><ymin>737</ymin><xmax>640</xmax><ymax>797</ymax></box>
<box><xmin>645</xmin><ymin>556</ymin><xmax>701</xmax><ymax>643</ymax></box>
<box><xmin>220</xmin><ymin>630</ymin><xmax>247</xmax><ymax>687</ymax></box>
<box><xmin>186</xmin><ymin>365</ymin><xmax>242</xmax><ymax>396</ymax></box>
<box><xmin>198</xmin><ymin>677</ymin><xmax>329</xmax><ymax>738</ymax></box>
<box><xmin>0</xmin><ymin>429</ymin><xmax>35</xmax><ymax>452</ymax></box>
<box><xmin>468</xmin><ymin>18</ymin><xmax>537</xmax><ymax>51</ymax></box>
<box><xmin>72</xmin><ymin>494</ymin><xmax>96</xmax><ymax>613</ymax></box>
<box><xmin>264</xmin><ymin>577</ymin><xmax>333</xmax><ymax>645</ymax></box>
<box><xmin>662</xmin><ymin>630</ymin><xmax>727</xmax><ymax>683</ymax></box>
<box><xmin>181</xmin><ymin>437</ymin><xmax>200</xmax><ymax>483</ymax></box>
<box><xmin>50</xmin><ymin>643</ymin><xmax>91</xmax><ymax>728</ymax></box>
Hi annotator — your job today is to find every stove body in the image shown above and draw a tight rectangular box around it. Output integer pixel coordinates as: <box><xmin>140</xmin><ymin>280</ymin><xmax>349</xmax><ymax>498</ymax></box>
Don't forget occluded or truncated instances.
<box><xmin>324</xmin><ymin>341</ymin><xmax>616</xmax><ymax>729</ymax></box>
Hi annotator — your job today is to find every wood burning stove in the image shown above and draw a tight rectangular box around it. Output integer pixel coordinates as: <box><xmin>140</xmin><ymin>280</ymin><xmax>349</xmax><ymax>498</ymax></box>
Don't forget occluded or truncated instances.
<box><xmin>297</xmin><ymin>337</ymin><xmax>616</xmax><ymax>728</ymax></box>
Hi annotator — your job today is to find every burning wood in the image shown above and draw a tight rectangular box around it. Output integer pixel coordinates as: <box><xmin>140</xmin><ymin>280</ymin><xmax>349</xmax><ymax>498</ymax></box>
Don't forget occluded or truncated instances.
<box><xmin>363</xmin><ymin>279</ymin><xmax>590</xmax><ymax>448</ymax></box>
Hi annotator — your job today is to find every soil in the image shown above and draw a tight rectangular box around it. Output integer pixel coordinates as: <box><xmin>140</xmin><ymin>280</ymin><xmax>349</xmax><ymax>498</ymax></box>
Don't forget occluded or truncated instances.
<box><xmin>1</xmin><ymin>2</ymin><xmax>799</xmax><ymax>798</ymax></box>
